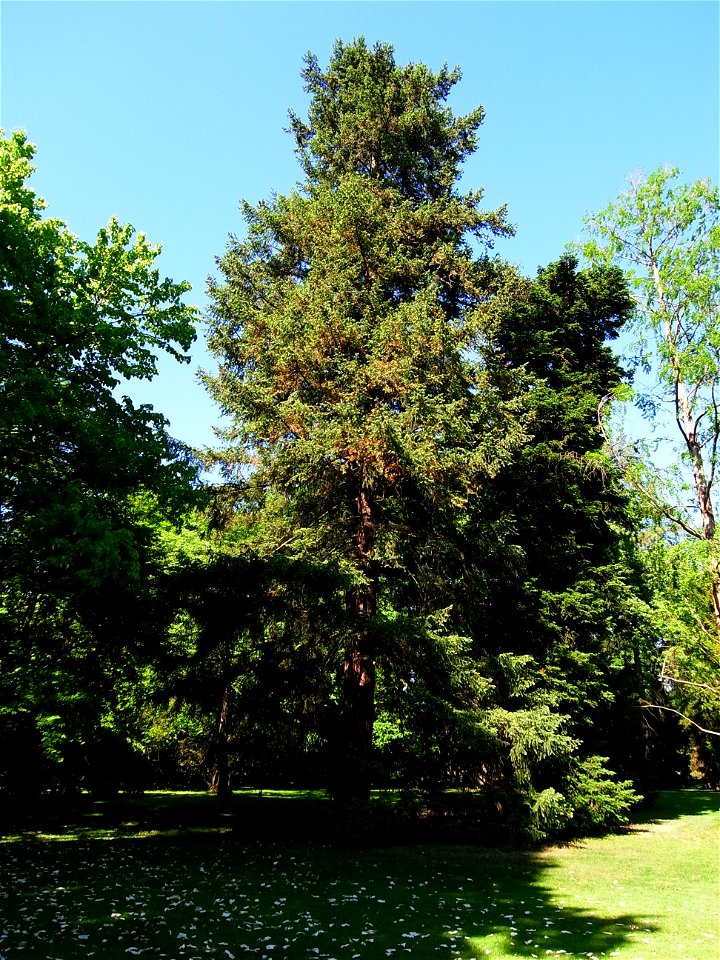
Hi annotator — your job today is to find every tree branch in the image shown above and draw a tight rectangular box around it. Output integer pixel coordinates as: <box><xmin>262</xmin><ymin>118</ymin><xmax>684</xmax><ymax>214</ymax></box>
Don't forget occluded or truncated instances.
<box><xmin>660</xmin><ymin>666</ymin><xmax>720</xmax><ymax>697</ymax></box>
<box><xmin>597</xmin><ymin>394</ymin><xmax>702</xmax><ymax>539</ymax></box>
<box><xmin>640</xmin><ymin>701</ymin><xmax>720</xmax><ymax>737</ymax></box>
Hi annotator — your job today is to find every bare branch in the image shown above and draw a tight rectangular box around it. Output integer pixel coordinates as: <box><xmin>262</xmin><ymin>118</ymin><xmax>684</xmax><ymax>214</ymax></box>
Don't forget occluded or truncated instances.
<box><xmin>598</xmin><ymin>394</ymin><xmax>702</xmax><ymax>538</ymax></box>
<box><xmin>660</xmin><ymin>662</ymin><xmax>720</xmax><ymax>697</ymax></box>
<box><xmin>640</xmin><ymin>701</ymin><xmax>720</xmax><ymax>737</ymax></box>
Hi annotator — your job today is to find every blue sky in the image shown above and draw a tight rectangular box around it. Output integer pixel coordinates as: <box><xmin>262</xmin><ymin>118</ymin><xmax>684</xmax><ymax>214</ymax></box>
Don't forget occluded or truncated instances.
<box><xmin>2</xmin><ymin>1</ymin><xmax>718</xmax><ymax>451</ymax></box>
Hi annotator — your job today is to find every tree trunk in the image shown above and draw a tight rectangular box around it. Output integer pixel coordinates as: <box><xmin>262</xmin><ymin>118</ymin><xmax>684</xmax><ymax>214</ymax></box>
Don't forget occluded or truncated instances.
<box><xmin>674</xmin><ymin>374</ymin><xmax>716</xmax><ymax>540</ymax></box>
<box><xmin>673</xmin><ymin>376</ymin><xmax>720</xmax><ymax>632</ymax></box>
<box><xmin>336</xmin><ymin>484</ymin><xmax>377</xmax><ymax>803</ymax></box>
<box><xmin>211</xmin><ymin>681</ymin><xmax>232</xmax><ymax>802</ymax></box>
<box><xmin>710</xmin><ymin>560</ymin><xmax>720</xmax><ymax>639</ymax></box>
<box><xmin>655</xmin><ymin>261</ymin><xmax>720</xmax><ymax>636</ymax></box>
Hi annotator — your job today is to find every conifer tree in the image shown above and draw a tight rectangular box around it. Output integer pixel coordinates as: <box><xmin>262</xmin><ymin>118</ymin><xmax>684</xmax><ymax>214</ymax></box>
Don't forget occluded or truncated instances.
<box><xmin>477</xmin><ymin>257</ymin><xmax>651</xmax><ymax>786</ymax></box>
<box><xmin>205</xmin><ymin>39</ymin><xmax>527</xmax><ymax>801</ymax></box>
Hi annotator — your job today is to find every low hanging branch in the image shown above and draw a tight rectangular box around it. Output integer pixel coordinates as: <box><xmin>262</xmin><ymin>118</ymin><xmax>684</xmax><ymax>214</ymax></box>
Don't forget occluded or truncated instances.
<box><xmin>640</xmin><ymin>701</ymin><xmax>720</xmax><ymax>738</ymax></box>
<box><xmin>660</xmin><ymin>659</ymin><xmax>720</xmax><ymax>698</ymax></box>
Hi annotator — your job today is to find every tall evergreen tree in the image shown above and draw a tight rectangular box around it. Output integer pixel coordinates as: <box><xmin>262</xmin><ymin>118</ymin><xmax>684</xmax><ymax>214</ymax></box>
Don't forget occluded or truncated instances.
<box><xmin>476</xmin><ymin>257</ymin><xmax>652</xmax><ymax>787</ymax></box>
<box><xmin>205</xmin><ymin>39</ymin><xmax>527</xmax><ymax>801</ymax></box>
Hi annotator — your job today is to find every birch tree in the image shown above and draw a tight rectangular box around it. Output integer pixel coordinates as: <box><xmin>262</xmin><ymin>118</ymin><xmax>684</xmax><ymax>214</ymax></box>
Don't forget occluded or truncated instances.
<box><xmin>584</xmin><ymin>167</ymin><xmax>720</xmax><ymax>635</ymax></box>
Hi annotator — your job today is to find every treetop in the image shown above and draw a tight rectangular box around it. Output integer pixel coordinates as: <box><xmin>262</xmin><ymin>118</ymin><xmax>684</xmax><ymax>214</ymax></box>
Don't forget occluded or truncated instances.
<box><xmin>288</xmin><ymin>38</ymin><xmax>485</xmax><ymax>202</ymax></box>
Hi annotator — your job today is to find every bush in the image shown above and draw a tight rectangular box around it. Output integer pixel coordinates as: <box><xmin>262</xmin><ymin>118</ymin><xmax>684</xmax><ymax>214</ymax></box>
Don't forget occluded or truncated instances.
<box><xmin>565</xmin><ymin>755</ymin><xmax>640</xmax><ymax>833</ymax></box>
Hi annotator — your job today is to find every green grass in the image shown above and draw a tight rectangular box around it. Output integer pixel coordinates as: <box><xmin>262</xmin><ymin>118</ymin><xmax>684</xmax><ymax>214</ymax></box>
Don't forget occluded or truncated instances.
<box><xmin>0</xmin><ymin>790</ymin><xmax>717</xmax><ymax>959</ymax></box>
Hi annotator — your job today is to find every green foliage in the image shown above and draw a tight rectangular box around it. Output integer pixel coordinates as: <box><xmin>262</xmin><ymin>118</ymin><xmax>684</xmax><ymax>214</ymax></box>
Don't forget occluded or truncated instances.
<box><xmin>583</xmin><ymin>167</ymin><xmax>720</xmax><ymax>531</ymax></box>
<box><xmin>640</xmin><ymin>530</ymin><xmax>720</xmax><ymax>783</ymax></box>
<box><xmin>583</xmin><ymin>168</ymin><xmax>719</xmax><ymax>423</ymax></box>
<box><xmin>0</xmin><ymin>57</ymin><xmax>664</xmax><ymax>835</ymax></box>
<box><xmin>289</xmin><ymin>40</ymin><xmax>490</xmax><ymax>199</ymax></box>
<box><xmin>205</xmin><ymin>39</ymin><xmax>525</xmax><ymax>549</ymax></box>
<box><xmin>467</xmin><ymin>257</ymin><xmax>651</xmax><ymax>785</ymax></box>
<box><xmin>155</xmin><ymin>548</ymin><xmax>351</xmax><ymax>792</ymax></box>
<box><xmin>0</xmin><ymin>131</ymin><xmax>199</xmax><ymax>575</ymax></box>
<box><xmin>205</xmin><ymin>39</ymin><xmax>531</xmax><ymax>801</ymax></box>
<box><xmin>565</xmin><ymin>755</ymin><xmax>639</xmax><ymax>834</ymax></box>
<box><xmin>583</xmin><ymin>166</ymin><xmax>720</xmax><ymax>776</ymax></box>
<box><xmin>197</xmin><ymin>43</ymin><xmax>654</xmax><ymax>827</ymax></box>
<box><xmin>523</xmin><ymin>787</ymin><xmax>574</xmax><ymax>843</ymax></box>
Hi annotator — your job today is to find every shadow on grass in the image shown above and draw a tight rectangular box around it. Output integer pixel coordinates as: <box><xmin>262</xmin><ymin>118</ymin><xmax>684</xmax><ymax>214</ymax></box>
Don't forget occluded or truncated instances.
<box><xmin>1</xmin><ymin>785</ymin><xmax>715</xmax><ymax>844</ymax></box>
<box><xmin>0</xmin><ymin>790</ymin><xmax>699</xmax><ymax>958</ymax></box>
<box><xmin>628</xmin><ymin>787</ymin><xmax>720</xmax><ymax>827</ymax></box>
<box><xmin>0</xmin><ymin>833</ymin><xmax>651</xmax><ymax>959</ymax></box>
<box><xmin>0</xmin><ymin>788</ymin><xmax>334</xmax><ymax>843</ymax></box>
<box><xmin>420</xmin><ymin>847</ymin><xmax>658</xmax><ymax>959</ymax></box>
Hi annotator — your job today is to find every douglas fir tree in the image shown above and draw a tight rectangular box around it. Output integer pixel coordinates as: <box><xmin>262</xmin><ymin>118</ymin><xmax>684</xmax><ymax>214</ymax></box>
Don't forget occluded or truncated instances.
<box><xmin>205</xmin><ymin>39</ymin><xmax>527</xmax><ymax>803</ymax></box>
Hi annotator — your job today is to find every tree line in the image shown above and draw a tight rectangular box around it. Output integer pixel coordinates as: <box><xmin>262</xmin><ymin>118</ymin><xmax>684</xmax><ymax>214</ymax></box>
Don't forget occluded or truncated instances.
<box><xmin>1</xmin><ymin>39</ymin><xmax>718</xmax><ymax>844</ymax></box>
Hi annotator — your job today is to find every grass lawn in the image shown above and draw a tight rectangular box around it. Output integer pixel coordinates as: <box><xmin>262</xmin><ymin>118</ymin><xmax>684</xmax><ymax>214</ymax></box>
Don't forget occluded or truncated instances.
<box><xmin>0</xmin><ymin>790</ymin><xmax>717</xmax><ymax>959</ymax></box>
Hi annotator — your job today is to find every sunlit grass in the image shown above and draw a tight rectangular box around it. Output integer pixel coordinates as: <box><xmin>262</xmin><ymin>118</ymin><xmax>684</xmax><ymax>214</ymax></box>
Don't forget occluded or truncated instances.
<box><xmin>0</xmin><ymin>790</ymin><xmax>716</xmax><ymax>959</ymax></box>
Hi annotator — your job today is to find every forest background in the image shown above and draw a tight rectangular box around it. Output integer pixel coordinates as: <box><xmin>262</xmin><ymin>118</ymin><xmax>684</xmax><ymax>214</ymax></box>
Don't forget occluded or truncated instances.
<box><xmin>1</xmin><ymin>1</ymin><xmax>719</xmax><ymax>844</ymax></box>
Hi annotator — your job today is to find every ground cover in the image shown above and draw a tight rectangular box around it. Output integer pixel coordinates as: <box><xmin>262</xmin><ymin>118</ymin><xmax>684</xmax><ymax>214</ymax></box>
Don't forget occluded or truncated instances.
<box><xmin>0</xmin><ymin>790</ymin><xmax>717</xmax><ymax>959</ymax></box>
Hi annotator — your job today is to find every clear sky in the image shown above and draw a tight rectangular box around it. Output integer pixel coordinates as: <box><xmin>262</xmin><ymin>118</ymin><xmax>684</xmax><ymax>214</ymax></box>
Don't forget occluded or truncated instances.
<box><xmin>2</xmin><ymin>1</ymin><xmax>718</xmax><ymax>452</ymax></box>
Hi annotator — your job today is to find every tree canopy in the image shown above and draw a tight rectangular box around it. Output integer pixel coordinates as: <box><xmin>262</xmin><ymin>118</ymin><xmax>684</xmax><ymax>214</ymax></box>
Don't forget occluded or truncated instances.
<box><xmin>1</xmin><ymin>45</ymin><xmax>715</xmax><ymax>832</ymax></box>
<box><xmin>584</xmin><ymin>167</ymin><xmax>720</xmax><ymax>774</ymax></box>
<box><xmin>0</xmin><ymin>129</ymin><xmax>200</xmax><ymax>795</ymax></box>
<box><xmin>202</xmin><ymin>40</ymin><xmax>648</xmax><ymax>829</ymax></box>
<box><xmin>584</xmin><ymin>168</ymin><xmax>720</xmax><ymax>612</ymax></box>
<box><xmin>205</xmin><ymin>39</ymin><xmax>532</xmax><ymax>802</ymax></box>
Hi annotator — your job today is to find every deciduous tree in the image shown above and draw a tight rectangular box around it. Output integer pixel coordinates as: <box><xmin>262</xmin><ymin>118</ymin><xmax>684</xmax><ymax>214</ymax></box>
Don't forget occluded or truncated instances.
<box><xmin>0</xmin><ymin>130</ymin><xmax>200</xmax><ymax>794</ymax></box>
<box><xmin>583</xmin><ymin>168</ymin><xmax>720</xmax><ymax>759</ymax></box>
<box><xmin>583</xmin><ymin>167</ymin><xmax>720</xmax><ymax>632</ymax></box>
